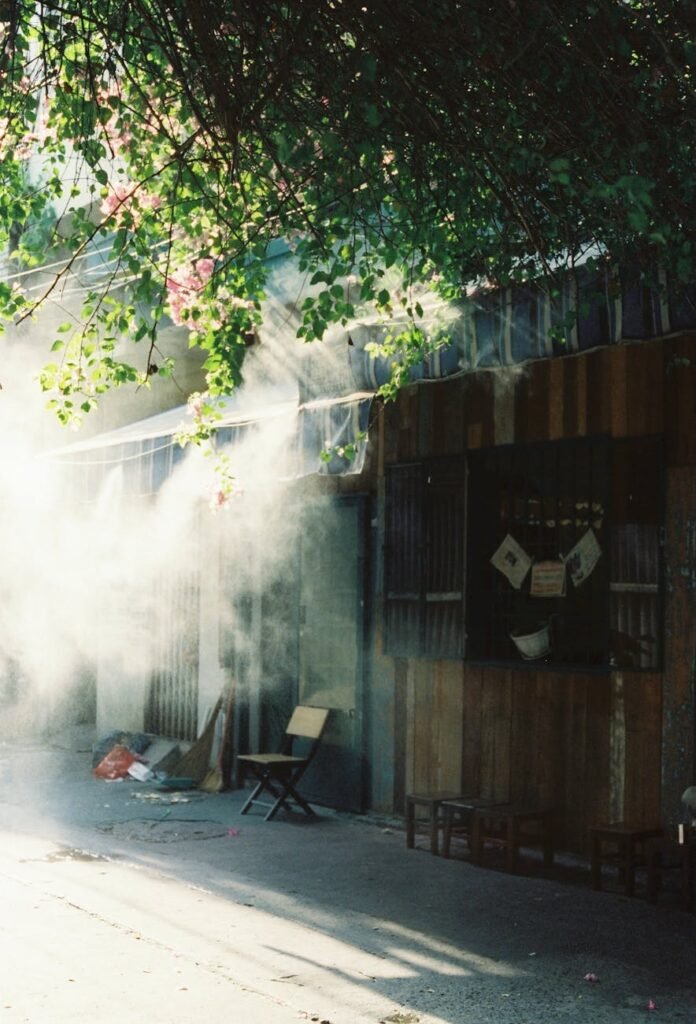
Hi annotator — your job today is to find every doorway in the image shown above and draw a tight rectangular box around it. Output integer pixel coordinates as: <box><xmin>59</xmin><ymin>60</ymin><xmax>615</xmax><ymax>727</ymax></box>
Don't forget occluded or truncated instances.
<box><xmin>297</xmin><ymin>495</ymin><xmax>367</xmax><ymax>812</ymax></box>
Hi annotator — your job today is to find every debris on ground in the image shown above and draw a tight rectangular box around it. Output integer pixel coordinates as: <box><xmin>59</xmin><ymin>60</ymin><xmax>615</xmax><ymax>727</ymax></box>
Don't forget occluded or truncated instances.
<box><xmin>94</xmin><ymin>744</ymin><xmax>140</xmax><ymax>780</ymax></box>
<box><xmin>92</xmin><ymin>731</ymin><xmax>187</xmax><ymax>782</ymax></box>
<box><xmin>92</xmin><ymin>731</ymin><xmax>152</xmax><ymax>768</ymax></box>
<box><xmin>144</xmin><ymin>739</ymin><xmax>183</xmax><ymax>774</ymax></box>
<box><xmin>127</xmin><ymin>761</ymin><xmax>154</xmax><ymax>782</ymax></box>
<box><xmin>130</xmin><ymin>791</ymin><xmax>199</xmax><ymax>805</ymax></box>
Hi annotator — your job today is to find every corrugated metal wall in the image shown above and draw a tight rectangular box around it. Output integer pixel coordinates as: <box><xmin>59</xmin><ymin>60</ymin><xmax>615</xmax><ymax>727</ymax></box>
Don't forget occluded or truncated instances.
<box><xmin>145</xmin><ymin>568</ymin><xmax>200</xmax><ymax>742</ymax></box>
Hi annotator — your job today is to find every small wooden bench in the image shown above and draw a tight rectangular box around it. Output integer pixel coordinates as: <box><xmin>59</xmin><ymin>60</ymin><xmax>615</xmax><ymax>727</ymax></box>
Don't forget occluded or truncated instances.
<box><xmin>440</xmin><ymin>797</ymin><xmax>504</xmax><ymax>858</ymax></box>
<box><xmin>405</xmin><ymin>791</ymin><xmax>463</xmax><ymax>855</ymax></box>
<box><xmin>645</xmin><ymin>832</ymin><xmax>696</xmax><ymax>910</ymax></box>
<box><xmin>471</xmin><ymin>805</ymin><xmax>555</xmax><ymax>874</ymax></box>
<box><xmin>589</xmin><ymin>821</ymin><xmax>664</xmax><ymax>897</ymax></box>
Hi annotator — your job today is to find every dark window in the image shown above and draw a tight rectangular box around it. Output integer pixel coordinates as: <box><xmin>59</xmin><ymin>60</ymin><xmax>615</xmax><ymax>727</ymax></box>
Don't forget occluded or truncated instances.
<box><xmin>384</xmin><ymin>435</ymin><xmax>663</xmax><ymax>669</ymax></box>
<box><xmin>610</xmin><ymin>436</ymin><xmax>663</xmax><ymax>670</ymax></box>
<box><xmin>467</xmin><ymin>437</ymin><xmax>611</xmax><ymax>667</ymax></box>
<box><xmin>384</xmin><ymin>459</ymin><xmax>465</xmax><ymax>658</ymax></box>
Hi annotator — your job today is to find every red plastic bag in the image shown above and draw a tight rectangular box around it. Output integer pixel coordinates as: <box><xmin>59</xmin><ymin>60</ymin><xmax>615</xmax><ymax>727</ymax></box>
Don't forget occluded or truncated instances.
<box><xmin>93</xmin><ymin>744</ymin><xmax>137</xmax><ymax>780</ymax></box>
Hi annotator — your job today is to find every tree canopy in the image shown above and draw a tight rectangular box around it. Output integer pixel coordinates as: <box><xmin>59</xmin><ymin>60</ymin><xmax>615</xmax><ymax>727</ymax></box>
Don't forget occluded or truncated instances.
<box><xmin>0</xmin><ymin>0</ymin><xmax>694</xmax><ymax>424</ymax></box>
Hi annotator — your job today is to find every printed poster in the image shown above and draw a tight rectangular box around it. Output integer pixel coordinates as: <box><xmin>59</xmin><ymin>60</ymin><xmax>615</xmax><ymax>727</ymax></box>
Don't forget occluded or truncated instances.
<box><xmin>564</xmin><ymin>528</ymin><xmax>602</xmax><ymax>587</ymax></box>
<box><xmin>530</xmin><ymin>560</ymin><xmax>567</xmax><ymax>598</ymax></box>
<box><xmin>490</xmin><ymin>534</ymin><xmax>532</xmax><ymax>590</ymax></box>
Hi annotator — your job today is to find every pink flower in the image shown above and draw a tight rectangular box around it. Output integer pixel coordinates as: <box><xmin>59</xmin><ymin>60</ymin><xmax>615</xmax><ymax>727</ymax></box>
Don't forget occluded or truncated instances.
<box><xmin>186</xmin><ymin>393</ymin><xmax>207</xmax><ymax>418</ymax></box>
<box><xmin>140</xmin><ymin>193</ymin><xmax>161</xmax><ymax>211</ymax></box>
<box><xmin>647</xmin><ymin>1000</ymin><xmax>657</xmax><ymax>1011</ymax></box>
<box><xmin>101</xmin><ymin>193</ymin><xmax>119</xmax><ymax>216</ymax></box>
<box><xmin>210</xmin><ymin>489</ymin><xmax>230</xmax><ymax>511</ymax></box>
<box><xmin>165</xmin><ymin>258</ymin><xmax>218</xmax><ymax>326</ymax></box>
<box><xmin>100</xmin><ymin>183</ymin><xmax>134</xmax><ymax>220</ymax></box>
<box><xmin>583</xmin><ymin>973</ymin><xmax>599</xmax><ymax>983</ymax></box>
<box><xmin>195</xmin><ymin>257</ymin><xmax>214</xmax><ymax>280</ymax></box>
<box><xmin>100</xmin><ymin>182</ymin><xmax>161</xmax><ymax>226</ymax></box>
<box><xmin>15</xmin><ymin>132</ymin><xmax>39</xmax><ymax>160</ymax></box>
<box><xmin>167</xmin><ymin>290</ymin><xmax>189</xmax><ymax>326</ymax></box>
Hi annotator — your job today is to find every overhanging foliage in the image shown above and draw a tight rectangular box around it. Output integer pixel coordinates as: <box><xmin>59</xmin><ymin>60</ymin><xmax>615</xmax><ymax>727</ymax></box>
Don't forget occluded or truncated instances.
<box><xmin>0</xmin><ymin>0</ymin><xmax>694</xmax><ymax>422</ymax></box>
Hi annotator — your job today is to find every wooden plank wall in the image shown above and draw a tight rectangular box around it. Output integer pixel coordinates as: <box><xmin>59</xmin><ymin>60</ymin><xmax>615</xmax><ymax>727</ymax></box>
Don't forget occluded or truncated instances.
<box><xmin>403</xmin><ymin>659</ymin><xmax>465</xmax><ymax>795</ymax></box>
<box><xmin>662</xmin><ymin>334</ymin><xmax>696</xmax><ymax>820</ymax></box>
<box><xmin>379</xmin><ymin>333</ymin><xmax>696</xmax><ymax>854</ymax></box>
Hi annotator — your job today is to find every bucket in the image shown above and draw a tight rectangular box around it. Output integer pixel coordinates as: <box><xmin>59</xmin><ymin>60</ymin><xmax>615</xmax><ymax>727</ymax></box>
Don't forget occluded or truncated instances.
<box><xmin>510</xmin><ymin>622</ymin><xmax>551</xmax><ymax>660</ymax></box>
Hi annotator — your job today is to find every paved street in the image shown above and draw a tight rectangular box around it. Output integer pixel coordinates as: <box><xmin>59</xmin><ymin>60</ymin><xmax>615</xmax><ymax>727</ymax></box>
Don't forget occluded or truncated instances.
<box><xmin>0</xmin><ymin>833</ymin><xmax>308</xmax><ymax>1024</ymax></box>
<box><xmin>0</xmin><ymin>732</ymin><xmax>695</xmax><ymax>1024</ymax></box>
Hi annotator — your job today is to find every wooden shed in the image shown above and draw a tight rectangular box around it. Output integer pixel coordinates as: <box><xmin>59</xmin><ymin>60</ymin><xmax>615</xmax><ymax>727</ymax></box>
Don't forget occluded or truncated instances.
<box><xmin>351</xmin><ymin>331</ymin><xmax>696</xmax><ymax>855</ymax></box>
<box><xmin>292</xmin><ymin>258</ymin><xmax>696</xmax><ymax>855</ymax></box>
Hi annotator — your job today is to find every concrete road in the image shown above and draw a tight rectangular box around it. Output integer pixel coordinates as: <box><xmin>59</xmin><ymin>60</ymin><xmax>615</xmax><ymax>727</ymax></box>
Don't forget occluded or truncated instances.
<box><xmin>1</xmin><ymin>734</ymin><xmax>695</xmax><ymax>1024</ymax></box>
<box><xmin>0</xmin><ymin>830</ymin><xmax>416</xmax><ymax>1024</ymax></box>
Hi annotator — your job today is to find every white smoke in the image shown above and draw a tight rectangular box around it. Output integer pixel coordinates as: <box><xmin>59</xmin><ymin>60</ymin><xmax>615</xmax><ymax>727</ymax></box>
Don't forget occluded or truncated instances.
<box><xmin>0</xmin><ymin>258</ymin><xmax>353</xmax><ymax>742</ymax></box>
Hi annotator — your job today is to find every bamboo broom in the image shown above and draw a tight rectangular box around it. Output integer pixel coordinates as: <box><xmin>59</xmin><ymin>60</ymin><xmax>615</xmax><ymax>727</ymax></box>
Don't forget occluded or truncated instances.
<box><xmin>168</xmin><ymin>695</ymin><xmax>223</xmax><ymax>785</ymax></box>
<box><xmin>199</xmin><ymin>678</ymin><xmax>236</xmax><ymax>793</ymax></box>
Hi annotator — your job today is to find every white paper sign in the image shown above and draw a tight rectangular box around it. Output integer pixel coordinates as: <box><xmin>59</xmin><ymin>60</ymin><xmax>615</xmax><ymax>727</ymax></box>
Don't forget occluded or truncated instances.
<box><xmin>490</xmin><ymin>534</ymin><xmax>532</xmax><ymax>590</ymax></box>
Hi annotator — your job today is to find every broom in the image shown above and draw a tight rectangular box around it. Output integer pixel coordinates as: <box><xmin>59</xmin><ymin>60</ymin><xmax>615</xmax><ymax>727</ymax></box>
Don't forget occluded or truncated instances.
<box><xmin>199</xmin><ymin>678</ymin><xmax>236</xmax><ymax>793</ymax></box>
<box><xmin>168</xmin><ymin>695</ymin><xmax>223</xmax><ymax>785</ymax></box>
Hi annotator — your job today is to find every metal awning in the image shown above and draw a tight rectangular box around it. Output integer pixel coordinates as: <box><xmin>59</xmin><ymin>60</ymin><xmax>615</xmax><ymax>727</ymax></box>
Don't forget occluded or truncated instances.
<box><xmin>46</xmin><ymin>388</ymin><xmax>374</xmax><ymax>481</ymax></box>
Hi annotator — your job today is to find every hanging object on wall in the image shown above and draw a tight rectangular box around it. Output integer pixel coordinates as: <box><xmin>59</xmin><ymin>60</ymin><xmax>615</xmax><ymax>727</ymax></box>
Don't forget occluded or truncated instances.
<box><xmin>490</xmin><ymin>533</ymin><xmax>532</xmax><ymax>589</ymax></box>
<box><xmin>510</xmin><ymin>620</ymin><xmax>552</xmax><ymax>660</ymax></box>
<box><xmin>564</xmin><ymin>529</ymin><xmax>602</xmax><ymax>587</ymax></box>
<box><xmin>530</xmin><ymin>560</ymin><xmax>567</xmax><ymax>597</ymax></box>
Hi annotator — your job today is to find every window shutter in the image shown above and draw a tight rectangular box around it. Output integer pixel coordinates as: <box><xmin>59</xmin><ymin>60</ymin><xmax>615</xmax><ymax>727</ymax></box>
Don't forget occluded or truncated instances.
<box><xmin>384</xmin><ymin>463</ymin><xmax>425</xmax><ymax>656</ymax></box>
<box><xmin>384</xmin><ymin>459</ymin><xmax>466</xmax><ymax>658</ymax></box>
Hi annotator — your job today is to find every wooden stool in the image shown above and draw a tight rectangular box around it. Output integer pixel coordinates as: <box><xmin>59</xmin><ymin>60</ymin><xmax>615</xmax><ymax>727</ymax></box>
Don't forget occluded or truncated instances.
<box><xmin>646</xmin><ymin>833</ymin><xmax>696</xmax><ymax>909</ymax></box>
<box><xmin>440</xmin><ymin>798</ymin><xmax>503</xmax><ymax>858</ymax></box>
<box><xmin>405</xmin><ymin>791</ymin><xmax>462</xmax><ymax>855</ymax></box>
<box><xmin>471</xmin><ymin>805</ymin><xmax>555</xmax><ymax>874</ymax></box>
<box><xmin>589</xmin><ymin>822</ymin><xmax>663</xmax><ymax>897</ymax></box>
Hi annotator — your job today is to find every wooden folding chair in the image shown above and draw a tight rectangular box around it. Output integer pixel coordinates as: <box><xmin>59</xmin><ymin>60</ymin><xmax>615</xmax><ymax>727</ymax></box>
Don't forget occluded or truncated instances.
<box><xmin>238</xmin><ymin>705</ymin><xmax>330</xmax><ymax>820</ymax></box>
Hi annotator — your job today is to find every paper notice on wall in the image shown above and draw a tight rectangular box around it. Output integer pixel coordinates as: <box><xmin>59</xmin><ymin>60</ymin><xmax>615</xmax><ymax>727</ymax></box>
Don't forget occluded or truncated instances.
<box><xmin>564</xmin><ymin>528</ymin><xmax>602</xmax><ymax>587</ymax></box>
<box><xmin>490</xmin><ymin>534</ymin><xmax>532</xmax><ymax>590</ymax></box>
<box><xmin>530</xmin><ymin>560</ymin><xmax>567</xmax><ymax>597</ymax></box>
